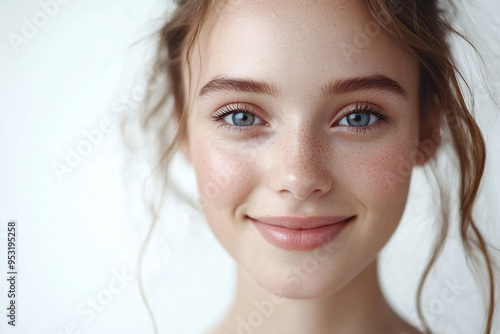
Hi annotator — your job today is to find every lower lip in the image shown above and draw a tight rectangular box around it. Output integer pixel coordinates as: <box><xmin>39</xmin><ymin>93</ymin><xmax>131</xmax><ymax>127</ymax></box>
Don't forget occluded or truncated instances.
<box><xmin>250</xmin><ymin>217</ymin><xmax>353</xmax><ymax>251</ymax></box>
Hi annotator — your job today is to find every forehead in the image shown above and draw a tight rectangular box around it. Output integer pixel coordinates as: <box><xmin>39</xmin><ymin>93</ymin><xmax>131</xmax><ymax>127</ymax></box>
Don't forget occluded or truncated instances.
<box><xmin>190</xmin><ymin>0</ymin><xmax>418</xmax><ymax>99</ymax></box>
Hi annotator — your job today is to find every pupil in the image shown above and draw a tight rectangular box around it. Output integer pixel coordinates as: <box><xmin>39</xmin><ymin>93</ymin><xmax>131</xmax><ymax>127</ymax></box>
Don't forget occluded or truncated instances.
<box><xmin>347</xmin><ymin>113</ymin><xmax>369</xmax><ymax>127</ymax></box>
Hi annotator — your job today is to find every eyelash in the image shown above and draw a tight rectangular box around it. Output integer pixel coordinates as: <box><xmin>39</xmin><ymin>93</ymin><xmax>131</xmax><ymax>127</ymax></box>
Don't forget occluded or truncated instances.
<box><xmin>335</xmin><ymin>102</ymin><xmax>390</xmax><ymax>134</ymax></box>
<box><xmin>210</xmin><ymin>103</ymin><xmax>264</xmax><ymax>133</ymax></box>
<box><xmin>210</xmin><ymin>102</ymin><xmax>390</xmax><ymax>134</ymax></box>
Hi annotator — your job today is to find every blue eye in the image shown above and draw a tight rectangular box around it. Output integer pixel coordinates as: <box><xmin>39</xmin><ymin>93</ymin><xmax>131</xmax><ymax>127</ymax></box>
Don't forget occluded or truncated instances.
<box><xmin>211</xmin><ymin>103</ymin><xmax>265</xmax><ymax>131</ymax></box>
<box><xmin>338</xmin><ymin>112</ymin><xmax>380</xmax><ymax>127</ymax></box>
<box><xmin>224</xmin><ymin>112</ymin><xmax>260</xmax><ymax>126</ymax></box>
<box><xmin>211</xmin><ymin>103</ymin><xmax>389</xmax><ymax>133</ymax></box>
<box><xmin>335</xmin><ymin>103</ymin><xmax>390</xmax><ymax>131</ymax></box>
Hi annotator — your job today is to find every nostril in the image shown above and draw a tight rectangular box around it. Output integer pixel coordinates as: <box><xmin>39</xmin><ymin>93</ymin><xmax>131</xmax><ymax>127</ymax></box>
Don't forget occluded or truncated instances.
<box><xmin>269</xmin><ymin>138</ymin><xmax>333</xmax><ymax>200</ymax></box>
<box><xmin>277</xmin><ymin>173</ymin><xmax>332</xmax><ymax>200</ymax></box>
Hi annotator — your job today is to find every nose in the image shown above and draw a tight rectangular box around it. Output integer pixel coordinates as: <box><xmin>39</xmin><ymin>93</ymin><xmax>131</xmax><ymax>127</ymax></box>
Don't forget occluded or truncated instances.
<box><xmin>268</xmin><ymin>124</ymin><xmax>333</xmax><ymax>200</ymax></box>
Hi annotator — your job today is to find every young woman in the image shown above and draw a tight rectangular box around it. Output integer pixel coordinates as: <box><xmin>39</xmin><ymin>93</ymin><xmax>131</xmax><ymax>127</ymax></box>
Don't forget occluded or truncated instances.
<box><xmin>132</xmin><ymin>0</ymin><xmax>498</xmax><ymax>333</ymax></box>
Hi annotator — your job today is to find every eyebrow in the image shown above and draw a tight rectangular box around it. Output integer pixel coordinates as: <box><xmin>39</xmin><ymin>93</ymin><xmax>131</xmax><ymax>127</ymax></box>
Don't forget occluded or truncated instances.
<box><xmin>198</xmin><ymin>76</ymin><xmax>280</xmax><ymax>98</ymax></box>
<box><xmin>321</xmin><ymin>74</ymin><xmax>408</xmax><ymax>98</ymax></box>
<box><xmin>198</xmin><ymin>74</ymin><xmax>407</xmax><ymax>99</ymax></box>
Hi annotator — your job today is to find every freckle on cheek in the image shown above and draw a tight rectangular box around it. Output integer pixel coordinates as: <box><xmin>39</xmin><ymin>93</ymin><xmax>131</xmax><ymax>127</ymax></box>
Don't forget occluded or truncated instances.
<box><xmin>195</xmin><ymin>148</ymin><xmax>256</xmax><ymax>206</ymax></box>
<box><xmin>340</xmin><ymin>144</ymin><xmax>413</xmax><ymax>198</ymax></box>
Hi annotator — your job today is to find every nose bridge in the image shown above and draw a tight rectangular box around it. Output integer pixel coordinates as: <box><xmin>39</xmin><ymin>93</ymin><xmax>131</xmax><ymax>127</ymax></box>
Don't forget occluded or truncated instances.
<box><xmin>270</xmin><ymin>121</ymin><xmax>332</xmax><ymax>199</ymax></box>
<box><xmin>285</xmin><ymin>121</ymin><xmax>323</xmax><ymax>165</ymax></box>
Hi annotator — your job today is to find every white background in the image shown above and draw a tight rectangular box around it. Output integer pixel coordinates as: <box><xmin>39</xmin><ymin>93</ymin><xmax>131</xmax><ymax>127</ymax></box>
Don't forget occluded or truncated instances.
<box><xmin>1</xmin><ymin>1</ymin><xmax>500</xmax><ymax>333</ymax></box>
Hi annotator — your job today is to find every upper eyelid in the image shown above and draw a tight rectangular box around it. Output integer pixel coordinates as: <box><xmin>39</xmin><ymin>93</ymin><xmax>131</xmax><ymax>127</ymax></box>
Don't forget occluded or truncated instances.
<box><xmin>213</xmin><ymin>103</ymin><xmax>267</xmax><ymax>121</ymax></box>
<box><xmin>332</xmin><ymin>103</ymin><xmax>386</xmax><ymax>122</ymax></box>
<box><xmin>211</xmin><ymin>101</ymin><xmax>387</xmax><ymax>124</ymax></box>
<box><xmin>338</xmin><ymin>102</ymin><xmax>383</xmax><ymax>113</ymax></box>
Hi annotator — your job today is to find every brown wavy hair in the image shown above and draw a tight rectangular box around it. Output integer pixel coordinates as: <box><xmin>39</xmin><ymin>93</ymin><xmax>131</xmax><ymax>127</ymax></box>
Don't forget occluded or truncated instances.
<box><xmin>129</xmin><ymin>0</ymin><xmax>497</xmax><ymax>333</ymax></box>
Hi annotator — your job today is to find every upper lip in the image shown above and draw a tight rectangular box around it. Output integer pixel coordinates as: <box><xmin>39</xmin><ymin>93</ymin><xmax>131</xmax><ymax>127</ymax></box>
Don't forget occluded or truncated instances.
<box><xmin>247</xmin><ymin>215</ymin><xmax>353</xmax><ymax>230</ymax></box>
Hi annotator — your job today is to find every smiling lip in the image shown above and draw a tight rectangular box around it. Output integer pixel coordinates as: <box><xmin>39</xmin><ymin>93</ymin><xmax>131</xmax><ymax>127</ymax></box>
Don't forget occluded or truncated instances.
<box><xmin>248</xmin><ymin>215</ymin><xmax>354</xmax><ymax>251</ymax></box>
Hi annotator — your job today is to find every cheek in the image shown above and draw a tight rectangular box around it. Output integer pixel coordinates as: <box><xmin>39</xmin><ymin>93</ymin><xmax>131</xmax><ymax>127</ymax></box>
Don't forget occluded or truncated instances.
<box><xmin>189</xmin><ymin>138</ymin><xmax>261</xmax><ymax>253</ymax></box>
<box><xmin>337</xmin><ymin>139</ymin><xmax>416</xmax><ymax>248</ymax></box>
<box><xmin>339</xmin><ymin>141</ymin><xmax>415</xmax><ymax>200</ymax></box>
<box><xmin>190</xmin><ymin>138</ymin><xmax>258</xmax><ymax>211</ymax></box>
<box><xmin>320</xmin><ymin>140</ymin><xmax>417</xmax><ymax>282</ymax></box>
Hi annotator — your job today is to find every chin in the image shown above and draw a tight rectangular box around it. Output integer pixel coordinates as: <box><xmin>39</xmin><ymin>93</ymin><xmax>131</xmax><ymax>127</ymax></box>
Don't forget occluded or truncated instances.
<box><xmin>249</xmin><ymin>266</ymin><xmax>352</xmax><ymax>300</ymax></box>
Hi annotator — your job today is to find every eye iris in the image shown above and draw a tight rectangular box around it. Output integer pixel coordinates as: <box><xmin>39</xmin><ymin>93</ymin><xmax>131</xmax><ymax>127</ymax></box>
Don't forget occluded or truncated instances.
<box><xmin>232</xmin><ymin>112</ymin><xmax>255</xmax><ymax>126</ymax></box>
<box><xmin>347</xmin><ymin>113</ymin><xmax>370</xmax><ymax>127</ymax></box>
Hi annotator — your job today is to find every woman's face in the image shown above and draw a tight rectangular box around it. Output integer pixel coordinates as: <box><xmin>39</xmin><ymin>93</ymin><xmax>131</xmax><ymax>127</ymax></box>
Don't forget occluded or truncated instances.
<box><xmin>184</xmin><ymin>0</ymin><xmax>424</xmax><ymax>298</ymax></box>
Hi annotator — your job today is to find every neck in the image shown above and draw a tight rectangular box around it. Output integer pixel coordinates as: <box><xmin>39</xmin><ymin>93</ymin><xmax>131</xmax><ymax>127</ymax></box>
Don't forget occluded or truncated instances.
<box><xmin>211</xmin><ymin>259</ymin><xmax>411</xmax><ymax>334</ymax></box>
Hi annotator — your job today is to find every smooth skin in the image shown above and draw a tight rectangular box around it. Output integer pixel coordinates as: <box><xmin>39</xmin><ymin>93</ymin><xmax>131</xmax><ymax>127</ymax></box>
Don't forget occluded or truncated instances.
<box><xmin>181</xmin><ymin>0</ymin><xmax>437</xmax><ymax>333</ymax></box>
